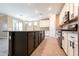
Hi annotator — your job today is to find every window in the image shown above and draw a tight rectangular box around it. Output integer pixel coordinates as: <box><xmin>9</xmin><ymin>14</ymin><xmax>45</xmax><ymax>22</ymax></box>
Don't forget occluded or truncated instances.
<box><xmin>18</xmin><ymin>22</ymin><xmax>23</xmax><ymax>31</ymax></box>
<box><xmin>13</xmin><ymin>19</ymin><xmax>19</xmax><ymax>31</ymax></box>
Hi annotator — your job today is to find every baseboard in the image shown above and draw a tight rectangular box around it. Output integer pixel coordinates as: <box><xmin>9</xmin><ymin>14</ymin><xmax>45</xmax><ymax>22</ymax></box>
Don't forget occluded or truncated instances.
<box><xmin>62</xmin><ymin>47</ymin><xmax>68</xmax><ymax>56</ymax></box>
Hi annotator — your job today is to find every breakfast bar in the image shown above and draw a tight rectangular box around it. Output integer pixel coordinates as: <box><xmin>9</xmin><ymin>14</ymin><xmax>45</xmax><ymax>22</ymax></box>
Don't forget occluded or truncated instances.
<box><xmin>4</xmin><ymin>30</ymin><xmax>45</xmax><ymax>56</ymax></box>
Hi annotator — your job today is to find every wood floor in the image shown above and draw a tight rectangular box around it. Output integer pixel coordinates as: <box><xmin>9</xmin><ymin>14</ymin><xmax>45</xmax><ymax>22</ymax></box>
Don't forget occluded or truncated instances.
<box><xmin>31</xmin><ymin>37</ymin><xmax>66</xmax><ymax>56</ymax></box>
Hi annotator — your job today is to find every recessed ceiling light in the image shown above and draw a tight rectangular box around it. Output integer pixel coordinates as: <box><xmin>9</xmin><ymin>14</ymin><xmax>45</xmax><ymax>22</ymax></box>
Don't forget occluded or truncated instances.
<box><xmin>28</xmin><ymin>22</ymin><xmax>32</xmax><ymax>26</ymax></box>
<box><xmin>34</xmin><ymin>22</ymin><xmax>38</xmax><ymax>26</ymax></box>
<box><xmin>48</xmin><ymin>7</ymin><xmax>52</xmax><ymax>11</ymax></box>
<box><xmin>35</xmin><ymin>10</ymin><xmax>39</xmax><ymax>14</ymax></box>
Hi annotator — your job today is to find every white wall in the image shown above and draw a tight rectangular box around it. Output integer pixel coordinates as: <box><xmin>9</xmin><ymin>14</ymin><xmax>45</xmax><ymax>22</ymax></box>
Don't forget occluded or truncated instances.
<box><xmin>0</xmin><ymin>15</ymin><xmax>8</xmax><ymax>39</ymax></box>
<box><xmin>49</xmin><ymin>14</ymin><xmax>56</xmax><ymax>37</ymax></box>
<box><xmin>40</xmin><ymin>20</ymin><xmax>50</xmax><ymax>27</ymax></box>
<box><xmin>40</xmin><ymin>20</ymin><xmax>50</xmax><ymax>36</ymax></box>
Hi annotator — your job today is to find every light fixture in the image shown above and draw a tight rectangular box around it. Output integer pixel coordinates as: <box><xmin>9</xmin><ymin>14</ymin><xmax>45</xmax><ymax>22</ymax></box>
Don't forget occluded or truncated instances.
<box><xmin>35</xmin><ymin>10</ymin><xmax>39</xmax><ymax>14</ymax></box>
<box><xmin>28</xmin><ymin>22</ymin><xmax>32</xmax><ymax>26</ymax></box>
<box><xmin>48</xmin><ymin>7</ymin><xmax>52</xmax><ymax>11</ymax></box>
<box><xmin>34</xmin><ymin>22</ymin><xmax>38</xmax><ymax>26</ymax></box>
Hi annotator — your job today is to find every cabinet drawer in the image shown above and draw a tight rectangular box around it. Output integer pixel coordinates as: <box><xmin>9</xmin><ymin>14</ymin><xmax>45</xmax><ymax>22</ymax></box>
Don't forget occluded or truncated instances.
<box><xmin>68</xmin><ymin>32</ymin><xmax>78</xmax><ymax>42</ymax></box>
<box><xmin>73</xmin><ymin>33</ymin><xmax>78</xmax><ymax>42</ymax></box>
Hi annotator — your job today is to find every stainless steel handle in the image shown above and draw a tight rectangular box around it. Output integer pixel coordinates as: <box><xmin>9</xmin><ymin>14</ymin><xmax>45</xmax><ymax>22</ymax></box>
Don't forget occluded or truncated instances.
<box><xmin>72</xmin><ymin>42</ymin><xmax>74</xmax><ymax>48</ymax></box>
<box><xmin>70</xmin><ymin>41</ymin><xmax>74</xmax><ymax>48</ymax></box>
<box><xmin>70</xmin><ymin>36</ymin><xmax>75</xmax><ymax>38</ymax></box>
<box><xmin>70</xmin><ymin>41</ymin><xmax>72</xmax><ymax>47</ymax></box>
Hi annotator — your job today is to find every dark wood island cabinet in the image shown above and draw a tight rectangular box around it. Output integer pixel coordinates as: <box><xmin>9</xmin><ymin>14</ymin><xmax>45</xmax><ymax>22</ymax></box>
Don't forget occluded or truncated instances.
<box><xmin>7</xmin><ymin>31</ymin><xmax>45</xmax><ymax>56</ymax></box>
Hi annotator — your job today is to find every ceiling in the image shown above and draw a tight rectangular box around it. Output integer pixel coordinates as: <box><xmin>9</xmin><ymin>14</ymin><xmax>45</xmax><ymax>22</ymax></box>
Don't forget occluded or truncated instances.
<box><xmin>0</xmin><ymin>3</ymin><xmax>64</xmax><ymax>21</ymax></box>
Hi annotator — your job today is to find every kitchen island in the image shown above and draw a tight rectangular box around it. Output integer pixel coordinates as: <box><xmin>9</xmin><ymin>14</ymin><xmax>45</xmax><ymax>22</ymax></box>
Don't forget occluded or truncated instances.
<box><xmin>4</xmin><ymin>30</ymin><xmax>45</xmax><ymax>56</ymax></box>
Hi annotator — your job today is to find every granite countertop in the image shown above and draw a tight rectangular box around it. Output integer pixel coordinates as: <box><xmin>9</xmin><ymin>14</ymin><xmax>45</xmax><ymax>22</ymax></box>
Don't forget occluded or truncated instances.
<box><xmin>3</xmin><ymin>30</ymin><xmax>45</xmax><ymax>32</ymax></box>
<box><xmin>60</xmin><ymin>29</ymin><xmax>77</xmax><ymax>32</ymax></box>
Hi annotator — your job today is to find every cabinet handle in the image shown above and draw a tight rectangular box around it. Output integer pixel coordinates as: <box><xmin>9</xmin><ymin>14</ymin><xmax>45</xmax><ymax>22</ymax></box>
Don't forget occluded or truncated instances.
<box><xmin>70</xmin><ymin>41</ymin><xmax>72</xmax><ymax>47</ymax></box>
<box><xmin>70</xmin><ymin>36</ymin><xmax>75</xmax><ymax>38</ymax></box>
<box><xmin>72</xmin><ymin>42</ymin><xmax>74</xmax><ymax>48</ymax></box>
<box><xmin>70</xmin><ymin>41</ymin><xmax>74</xmax><ymax>48</ymax></box>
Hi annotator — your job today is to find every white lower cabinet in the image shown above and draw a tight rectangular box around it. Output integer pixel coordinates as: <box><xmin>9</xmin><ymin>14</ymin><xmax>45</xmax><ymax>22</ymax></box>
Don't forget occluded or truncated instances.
<box><xmin>74</xmin><ymin>42</ymin><xmax>78</xmax><ymax>56</ymax></box>
<box><xmin>68</xmin><ymin>32</ymin><xmax>74</xmax><ymax>56</ymax></box>
<box><xmin>67</xmin><ymin>40</ymin><xmax>74</xmax><ymax>56</ymax></box>
<box><xmin>68</xmin><ymin>40</ymin><xmax>74</xmax><ymax>56</ymax></box>
<box><xmin>62</xmin><ymin>31</ymin><xmax>78</xmax><ymax>56</ymax></box>
<box><xmin>68</xmin><ymin>32</ymin><xmax>78</xmax><ymax>56</ymax></box>
<box><xmin>62</xmin><ymin>31</ymin><xmax>68</xmax><ymax>55</ymax></box>
<box><xmin>73</xmin><ymin>33</ymin><xmax>78</xmax><ymax>56</ymax></box>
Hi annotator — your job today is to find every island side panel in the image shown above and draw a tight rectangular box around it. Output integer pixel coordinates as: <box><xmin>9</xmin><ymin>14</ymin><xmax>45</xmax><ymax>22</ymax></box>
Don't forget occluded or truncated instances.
<box><xmin>8</xmin><ymin>31</ymin><xmax>45</xmax><ymax>56</ymax></box>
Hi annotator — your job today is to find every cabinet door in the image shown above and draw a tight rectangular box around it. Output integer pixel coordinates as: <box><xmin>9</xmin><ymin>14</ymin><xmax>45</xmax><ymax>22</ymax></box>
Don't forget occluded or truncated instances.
<box><xmin>73</xmin><ymin>33</ymin><xmax>78</xmax><ymax>56</ymax></box>
<box><xmin>64</xmin><ymin>32</ymin><xmax>68</xmax><ymax>54</ymax></box>
<box><xmin>67</xmin><ymin>40</ymin><xmax>70</xmax><ymax>55</ymax></box>
<box><xmin>62</xmin><ymin>32</ymin><xmax>68</xmax><ymax>54</ymax></box>
<box><xmin>65</xmin><ymin>3</ymin><xmax>70</xmax><ymax>11</ymax></box>
<box><xmin>70</xmin><ymin>3</ymin><xmax>74</xmax><ymax>20</ymax></box>
<box><xmin>34</xmin><ymin>32</ymin><xmax>39</xmax><ymax>48</ymax></box>
<box><xmin>64</xmin><ymin>35</ymin><xmax>68</xmax><ymax>55</ymax></box>
<box><xmin>74</xmin><ymin>3</ymin><xmax>78</xmax><ymax>17</ymax></box>
<box><xmin>14</xmin><ymin>32</ymin><xmax>27</xmax><ymax>56</ymax></box>
<box><xmin>43</xmin><ymin>31</ymin><xmax>45</xmax><ymax>40</ymax></box>
<box><xmin>39</xmin><ymin>31</ymin><xmax>43</xmax><ymax>43</ymax></box>
<box><xmin>62</xmin><ymin>32</ymin><xmax>65</xmax><ymax>50</ymax></box>
<box><xmin>74</xmin><ymin>43</ymin><xmax>78</xmax><ymax>56</ymax></box>
<box><xmin>68</xmin><ymin>40</ymin><xmax>74</xmax><ymax>56</ymax></box>
<box><xmin>27</xmin><ymin>32</ymin><xmax>35</xmax><ymax>55</ymax></box>
<box><xmin>68</xmin><ymin>32</ymin><xmax>74</xmax><ymax>56</ymax></box>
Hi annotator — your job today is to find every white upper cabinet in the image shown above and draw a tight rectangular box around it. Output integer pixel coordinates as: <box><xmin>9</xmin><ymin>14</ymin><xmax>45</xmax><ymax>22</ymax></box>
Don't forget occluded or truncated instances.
<box><xmin>59</xmin><ymin>3</ymin><xmax>70</xmax><ymax>25</ymax></box>
<box><xmin>74</xmin><ymin>3</ymin><xmax>78</xmax><ymax>17</ymax></box>
<box><xmin>65</xmin><ymin>3</ymin><xmax>70</xmax><ymax>11</ymax></box>
<box><xmin>59</xmin><ymin>4</ymin><xmax>65</xmax><ymax>25</ymax></box>
<box><xmin>69</xmin><ymin>3</ymin><xmax>74</xmax><ymax>20</ymax></box>
<box><xmin>69</xmin><ymin>3</ymin><xmax>78</xmax><ymax>20</ymax></box>
<box><xmin>59</xmin><ymin>3</ymin><xmax>79</xmax><ymax>25</ymax></box>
